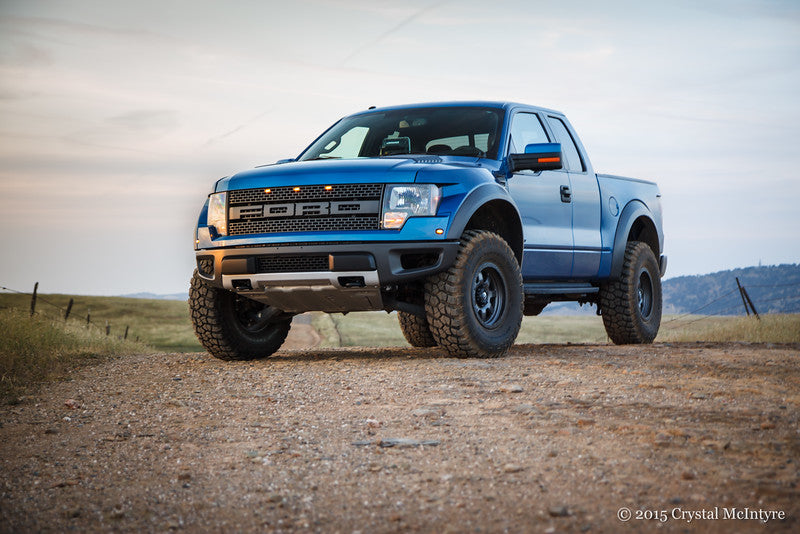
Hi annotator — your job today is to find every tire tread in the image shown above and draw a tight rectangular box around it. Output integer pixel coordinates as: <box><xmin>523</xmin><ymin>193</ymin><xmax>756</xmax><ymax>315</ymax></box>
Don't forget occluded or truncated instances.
<box><xmin>599</xmin><ymin>241</ymin><xmax>662</xmax><ymax>344</ymax></box>
<box><xmin>397</xmin><ymin>311</ymin><xmax>437</xmax><ymax>347</ymax></box>
<box><xmin>424</xmin><ymin>230</ymin><xmax>523</xmax><ymax>358</ymax></box>
<box><xmin>189</xmin><ymin>271</ymin><xmax>290</xmax><ymax>360</ymax></box>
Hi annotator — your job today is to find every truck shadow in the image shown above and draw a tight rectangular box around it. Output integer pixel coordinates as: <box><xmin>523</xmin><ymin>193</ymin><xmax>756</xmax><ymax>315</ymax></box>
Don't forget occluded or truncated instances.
<box><xmin>270</xmin><ymin>346</ymin><xmax>450</xmax><ymax>362</ymax></box>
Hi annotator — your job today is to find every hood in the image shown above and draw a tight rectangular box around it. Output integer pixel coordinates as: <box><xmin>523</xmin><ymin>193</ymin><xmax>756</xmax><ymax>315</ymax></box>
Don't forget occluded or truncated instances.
<box><xmin>215</xmin><ymin>156</ymin><xmax>486</xmax><ymax>191</ymax></box>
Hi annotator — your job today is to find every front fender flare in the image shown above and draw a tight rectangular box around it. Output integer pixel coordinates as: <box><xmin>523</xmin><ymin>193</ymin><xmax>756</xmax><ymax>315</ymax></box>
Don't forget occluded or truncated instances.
<box><xmin>445</xmin><ymin>183</ymin><xmax>523</xmax><ymax>261</ymax></box>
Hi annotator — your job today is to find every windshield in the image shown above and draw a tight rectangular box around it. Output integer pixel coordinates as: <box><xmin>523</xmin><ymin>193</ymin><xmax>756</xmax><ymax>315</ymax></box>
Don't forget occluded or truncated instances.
<box><xmin>298</xmin><ymin>107</ymin><xmax>505</xmax><ymax>161</ymax></box>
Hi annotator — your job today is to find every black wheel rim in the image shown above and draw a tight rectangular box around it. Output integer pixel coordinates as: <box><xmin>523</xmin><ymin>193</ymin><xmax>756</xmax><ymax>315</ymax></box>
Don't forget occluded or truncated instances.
<box><xmin>637</xmin><ymin>269</ymin><xmax>654</xmax><ymax>320</ymax></box>
<box><xmin>472</xmin><ymin>262</ymin><xmax>506</xmax><ymax>328</ymax></box>
<box><xmin>232</xmin><ymin>296</ymin><xmax>276</xmax><ymax>333</ymax></box>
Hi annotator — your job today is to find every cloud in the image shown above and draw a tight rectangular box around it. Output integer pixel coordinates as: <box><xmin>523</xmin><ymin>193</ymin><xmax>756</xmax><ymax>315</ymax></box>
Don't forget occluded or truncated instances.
<box><xmin>106</xmin><ymin>109</ymin><xmax>179</xmax><ymax>136</ymax></box>
<box><xmin>0</xmin><ymin>14</ymin><xmax>169</xmax><ymax>44</ymax></box>
<box><xmin>204</xmin><ymin>108</ymin><xmax>274</xmax><ymax>146</ymax></box>
<box><xmin>337</xmin><ymin>1</ymin><xmax>449</xmax><ymax>67</ymax></box>
<box><xmin>0</xmin><ymin>39</ymin><xmax>53</xmax><ymax>67</ymax></box>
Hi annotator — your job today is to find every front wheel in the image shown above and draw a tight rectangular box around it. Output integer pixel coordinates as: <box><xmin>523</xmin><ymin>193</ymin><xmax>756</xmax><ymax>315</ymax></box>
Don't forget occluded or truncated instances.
<box><xmin>397</xmin><ymin>311</ymin><xmax>437</xmax><ymax>347</ymax></box>
<box><xmin>189</xmin><ymin>271</ymin><xmax>291</xmax><ymax>360</ymax></box>
<box><xmin>599</xmin><ymin>241</ymin><xmax>662</xmax><ymax>344</ymax></box>
<box><xmin>424</xmin><ymin>230</ymin><xmax>523</xmax><ymax>358</ymax></box>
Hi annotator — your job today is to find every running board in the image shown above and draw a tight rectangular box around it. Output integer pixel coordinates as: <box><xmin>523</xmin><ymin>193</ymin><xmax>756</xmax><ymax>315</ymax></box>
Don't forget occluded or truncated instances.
<box><xmin>523</xmin><ymin>283</ymin><xmax>599</xmax><ymax>296</ymax></box>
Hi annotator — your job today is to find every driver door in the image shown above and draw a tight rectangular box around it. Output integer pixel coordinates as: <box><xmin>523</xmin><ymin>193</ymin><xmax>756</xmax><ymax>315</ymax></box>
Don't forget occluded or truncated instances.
<box><xmin>506</xmin><ymin>112</ymin><xmax>573</xmax><ymax>279</ymax></box>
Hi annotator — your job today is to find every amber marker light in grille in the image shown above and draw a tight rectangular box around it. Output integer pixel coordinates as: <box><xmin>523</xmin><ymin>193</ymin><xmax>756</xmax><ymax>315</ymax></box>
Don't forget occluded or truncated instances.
<box><xmin>293</xmin><ymin>187</ymin><xmax>301</xmax><ymax>192</ymax></box>
<box><xmin>324</xmin><ymin>185</ymin><xmax>333</xmax><ymax>190</ymax></box>
<box><xmin>435</xmin><ymin>228</ymin><xmax>444</xmax><ymax>235</ymax></box>
<box><xmin>264</xmin><ymin>188</ymin><xmax>271</xmax><ymax>193</ymax></box>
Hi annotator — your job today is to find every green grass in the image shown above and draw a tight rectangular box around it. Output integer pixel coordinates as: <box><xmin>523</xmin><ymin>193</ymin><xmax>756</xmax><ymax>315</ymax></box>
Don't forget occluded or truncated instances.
<box><xmin>313</xmin><ymin>311</ymin><xmax>800</xmax><ymax>347</ymax></box>
<box><xmin>0</xmin><ymin>308</ymin><xmax>148</xmax><ymax>402</ymax></box>
<box><xmin>0</xmin><ymin>293</ymin><xmax>201</xmax><ymax>352</ymax></box>
<box><xmin>317</xmin><ymin>311</ymin><xmax>610</xmax><ymax>347</ymax></box>
<box><xmin>310</xmin><ymin>312</ymin><xmax>342</xmax><ymax>348</ymax></box>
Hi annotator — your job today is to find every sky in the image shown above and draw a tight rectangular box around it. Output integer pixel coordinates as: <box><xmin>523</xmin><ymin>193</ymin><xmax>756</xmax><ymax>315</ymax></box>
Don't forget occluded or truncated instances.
<box><xmin>0</xmin><ymin>0</ymin><xmax>798</xmax><ymax>295</ymax></box>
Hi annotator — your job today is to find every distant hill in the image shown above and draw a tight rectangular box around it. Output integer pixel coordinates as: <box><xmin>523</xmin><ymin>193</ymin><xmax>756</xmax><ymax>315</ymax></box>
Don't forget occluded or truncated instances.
<box><xmin>663</xmin><ymin>263</ymin><xmax>800</xmax><ymax>315</ymax></box>
<box><xmin>540</xmin><ymin>263</ymin><xmax>800</xmax><ymax>316</ymax></box>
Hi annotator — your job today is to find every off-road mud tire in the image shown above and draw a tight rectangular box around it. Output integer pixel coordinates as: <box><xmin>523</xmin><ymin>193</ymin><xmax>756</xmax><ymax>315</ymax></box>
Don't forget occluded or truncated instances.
<box><xmin>424</xmin><ymin>230</ymin><xmax>523</xmax><ymax>358</ymax></box>
<box><xmin>599</xmin><ymin>241</ymin><xmax>662</xmax><ymax>344</ymax></box>
<box><xmin>397</xmin><ymin>311</ymin><xmax>437</xmax><ymax>348</ymax></box>
<box><xmin>189</xmin><ymin>271</ymin><xmax>291</xmax><ymax>360</ymax></box>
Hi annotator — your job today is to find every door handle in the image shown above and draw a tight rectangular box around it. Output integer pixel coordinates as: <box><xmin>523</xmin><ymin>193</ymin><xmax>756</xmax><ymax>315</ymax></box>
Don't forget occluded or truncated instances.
<box><xmin>560</xmin><ymin>185</ymin><xmax>572</xmax><ymax>203</ymax></box>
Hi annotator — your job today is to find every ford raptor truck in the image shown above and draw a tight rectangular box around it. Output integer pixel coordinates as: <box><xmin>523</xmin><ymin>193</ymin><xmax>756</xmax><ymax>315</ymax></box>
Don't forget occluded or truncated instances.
<box><xmin>190</xmin><ymin>102</ymin><xmax>666</xmax><ymax>360</ymax></box>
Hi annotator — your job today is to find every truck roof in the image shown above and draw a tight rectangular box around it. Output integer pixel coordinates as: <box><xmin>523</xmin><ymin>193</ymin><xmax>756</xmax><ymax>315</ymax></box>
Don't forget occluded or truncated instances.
<box><xmin>349</xmin><ymin>101</ymin><xmax>563</xmax><ymax>117</ymax></box>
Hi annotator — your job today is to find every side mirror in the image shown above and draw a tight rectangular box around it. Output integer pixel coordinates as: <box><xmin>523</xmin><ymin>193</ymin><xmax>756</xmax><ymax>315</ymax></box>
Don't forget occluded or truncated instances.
<box><xmin>508</xmin><ymin>143</ymin><xmax>562</xmax><ymax>173</ymax></box>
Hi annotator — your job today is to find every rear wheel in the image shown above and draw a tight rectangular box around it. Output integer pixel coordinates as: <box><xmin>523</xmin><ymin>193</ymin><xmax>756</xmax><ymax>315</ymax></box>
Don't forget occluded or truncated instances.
<box><xmin>189</xmin><ymin>271</ymin><xmax>291</xmax><ymax>360</ymax></box>
<box><xmin>424</xmin><ymin>230</ymin><xmax>523</xmax><ymax>358</ymax></box>
<box><xmin>397</xmin><ymin>311</ymin><xmax>437</xmax><ymax>347</ymax></box>
<box><xmin>599</xmin><ymin>241</ymin><xmax>662</xmax><ymax>344</ymax></box>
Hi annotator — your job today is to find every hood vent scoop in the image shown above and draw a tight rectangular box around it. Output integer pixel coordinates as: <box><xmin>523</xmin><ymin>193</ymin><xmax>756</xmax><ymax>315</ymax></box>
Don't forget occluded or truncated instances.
<box><xmin>382</xmin><ymin>155</ymin><xmax>443</xmax><ymax>164</ymax></box>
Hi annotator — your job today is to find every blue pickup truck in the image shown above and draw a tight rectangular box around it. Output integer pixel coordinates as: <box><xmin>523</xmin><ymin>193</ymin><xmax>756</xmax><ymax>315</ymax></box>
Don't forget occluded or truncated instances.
<box><xmin>190</xmin><ymin>102</ymin><xmax>666</xmax><ymax>359</ymax></box>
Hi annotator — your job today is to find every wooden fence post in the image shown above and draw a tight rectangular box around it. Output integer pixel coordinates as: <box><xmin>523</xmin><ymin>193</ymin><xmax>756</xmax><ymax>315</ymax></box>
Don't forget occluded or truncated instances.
<box><xmin>64</xmin><ymin>298</ymin><xmax>74</xmax><ymax>321</ymax></box>
<box><xmin>87</xmin><ymin>309</ymin><xmax>91</xmax><ymax>328</ymax></box>
<box><xmin>124</xmin><ymin>326</ymin><xmax>129</xmax><ymax>340</ymax></box>
<box><xmin>741</xmin><ymin>285</ymin><xmax>760</xmax><ymax>320</ymax></box>
<box><xmin>735</xmin><ymin>277</ymin><xmax>750</xmax><ymax>316</ymax></box>
<box><xmin>30</xmin><ymin>282</ymin><xmax>38</xmax><ymax>317</ymax></box>
<box><xmin>736</xmin><ymin>277</ymin><xmax>761</xmax><ymax>320</ymax></box>
<box><xmin>105</xmin><ymin>321</ymin><xmax>110</xmax><ymax>336</ymax></box>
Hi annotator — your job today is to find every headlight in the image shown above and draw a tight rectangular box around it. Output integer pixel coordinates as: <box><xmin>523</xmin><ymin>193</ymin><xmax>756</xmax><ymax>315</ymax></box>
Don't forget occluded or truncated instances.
<box><xmin>382</xmin><ymin>184</ymin><xmax>441</xmax><ymax>229</ymax></box>
<box><xmin>207</xmin><ymin>192</ymin><xmax>227</xmax><ymax>236</ymax></box>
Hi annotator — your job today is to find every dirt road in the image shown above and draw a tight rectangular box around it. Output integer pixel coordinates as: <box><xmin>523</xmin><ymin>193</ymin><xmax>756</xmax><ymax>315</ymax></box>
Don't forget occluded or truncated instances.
<box><xmin>1</xmin><ymin>336</ymin><xmax>798</xmax><ymax>533</ymax></box>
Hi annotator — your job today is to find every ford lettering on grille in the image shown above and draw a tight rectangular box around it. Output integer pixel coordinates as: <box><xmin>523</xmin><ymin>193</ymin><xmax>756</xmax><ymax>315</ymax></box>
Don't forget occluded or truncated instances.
<box><xmin>226</xmin><ymin>184</ymin><xmax>384</xmax><ymax>235</ymax></box>
<box><xmin>230</xmin><ymin>200</ymin><xmax>379</xmax><ymax>220</ymax></box>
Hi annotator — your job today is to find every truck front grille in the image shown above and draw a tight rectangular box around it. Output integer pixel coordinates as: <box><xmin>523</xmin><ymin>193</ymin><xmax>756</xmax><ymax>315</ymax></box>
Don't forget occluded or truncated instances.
<box><xmin>227</xmin><ymin>184</ymin><xmax>383</xmax><ymax>236</ymax></box>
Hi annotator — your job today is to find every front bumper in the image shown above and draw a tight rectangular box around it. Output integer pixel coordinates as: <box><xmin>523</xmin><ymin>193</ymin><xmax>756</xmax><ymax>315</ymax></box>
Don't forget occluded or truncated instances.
<box><xmin>195</xmin><ymin>241</ymin><xmax>460</xmax><ymax>313</ymax></box>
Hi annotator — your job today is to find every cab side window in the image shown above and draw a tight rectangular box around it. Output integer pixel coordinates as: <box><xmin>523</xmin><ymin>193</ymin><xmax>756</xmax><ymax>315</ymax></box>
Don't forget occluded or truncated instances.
<box><xmin>508</xmin><ymin>113</ymin><xmax>549</xmax><ymax>156</ymax></box>
<box><xmin>546</xmin><ymin>117</ymin><xmax>584</xmax><ymax>172</ymax></box>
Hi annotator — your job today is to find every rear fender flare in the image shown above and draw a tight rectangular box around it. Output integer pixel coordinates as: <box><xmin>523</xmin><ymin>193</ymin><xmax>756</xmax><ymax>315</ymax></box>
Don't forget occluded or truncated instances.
<box><xmin>610</xmin><ymin>200</ymin><xmax>659</xmax><ymax>280</ymax></box>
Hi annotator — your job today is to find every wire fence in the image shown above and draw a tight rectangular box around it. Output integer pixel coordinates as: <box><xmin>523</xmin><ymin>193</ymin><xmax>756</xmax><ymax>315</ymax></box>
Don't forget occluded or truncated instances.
<box><xmin>1</xmin><ymin>283</ymin><xmax>137</xmax><ymax>342</ymax></box>
<box><xmin>4</xmin><ymin>277</ymin><xmax>798</xmax><ymax>346</ymax></box>
<box><xmin>661</xmin><ymin>288</ymin><xmax>800</xmax><ymax>328</ymax></box>
<box><xmin>583</xmin><ymin>278</ymin><xmax>800</xmax><ymax>343</ymax></box>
